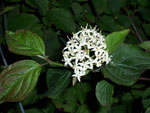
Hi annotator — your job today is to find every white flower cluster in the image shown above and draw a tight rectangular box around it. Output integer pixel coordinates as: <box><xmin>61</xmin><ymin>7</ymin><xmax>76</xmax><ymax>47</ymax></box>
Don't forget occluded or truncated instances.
<box><xmin>62</xmin><ymin>25</ymin><xmax>111</xmax><ymax>82</ymax></box>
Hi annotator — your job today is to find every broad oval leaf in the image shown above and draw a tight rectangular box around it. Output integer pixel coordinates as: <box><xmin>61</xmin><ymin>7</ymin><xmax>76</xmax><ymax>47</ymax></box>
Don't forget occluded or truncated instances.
<box><xmin>0</xmin><ymin>60</ymin><xmax>41</xmax><ymax>102</ymax></box>
<box><xmin>7</xmin><ymin>13</ymin><xmax>39</xmax><ymax>31</ymax></box>
<box><xmin>139</xmin><ymin>41</ymin><xmax>150</xmax><ymax>51</ymax></box>
<box><xmin>106</xmin><ymin>29</ymin><xmax>130</xmax><ymax>53</ymax></box>
<box><xmin>25</xmin><ymin>0</ymin><xmax>49</xmax><ymax>16</ymax></box>
<box><xmin>96</xmin><ymin>80</ymin><xmax>114</xmax><ymax>106</ymax></box>
<box><xmin>142</xmin><ymin>87</ymin><xmax>150</xmax><ymax>109</ymax></box>
<box><xmin>143</xmin><ymin>24</ymin><xmax>150</xmax><ymax>36</ymax></box>
<box><xmin>52</xmin><ymin>82</ymin><xmax>91</xmax><ymax>113</ymax></box>
<box><xmin>44</xmin><ymin>68</ymin><xmax>71</xmax><ymax>99</ymax></box>
<box><xmin>6</xmin><ymin>30</ymin><xmax>45</xmax><ymax>56</ymax></box>
<box><xmin>46</xmin><ymin>8</ymin><xmax>76</xmax><ymax>33</ymax></box>
<box><xmin>102</xmin><ymin>44</ymin><xmax>150</xmax><ymax>86</ymax></box>
<box><xmin>145</xmin><ymin>107</ymin><xmax>150</xmax><ymax>113</ymax></box>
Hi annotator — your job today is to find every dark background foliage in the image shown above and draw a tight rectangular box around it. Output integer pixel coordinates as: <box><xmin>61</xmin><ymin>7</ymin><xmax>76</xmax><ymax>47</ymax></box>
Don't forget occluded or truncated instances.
<box><xmin>0</xmin><ymin>0</ymin><xmax>150</xmax><ymax>113</ymax></box>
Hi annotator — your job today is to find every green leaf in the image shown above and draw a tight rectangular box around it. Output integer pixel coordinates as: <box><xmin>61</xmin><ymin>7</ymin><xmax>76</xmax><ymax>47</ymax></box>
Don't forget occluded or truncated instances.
<box><xmin>108</xmin><ymin>105</ymin><xmax>126</xmax><ymax>113</ymax></box>
<box><xmin>25</xmin><ymin>0</ymin><xmax>49</xmax><ymax>16</ymax></box>
<box><xmin>45</xmin><ymin>29</ymin><xmax>62</xmax><ymax>61</ymax></box>
<box><xmin>139</xmin><ymin>41</ymin><xmax>150</xmax><ymax>51</ymax></box>
<box><xmin>97</xmin><ymin>15</ymin><xmax>121</xmax><ymax>32</ymax></box>
<box><xmin>76</xmin><ymin>104</ymin><xmax>91</xmax><ymax>113</ymax></box>
<box><xmin>71</xmin><ymin>2</ymin><xmax>82</xmax><ymax>21</ymax></box>
<box><xmin>25</xmin><ymin>109</ymin><xmax>43</xmax><ymax>113</ymax></box>
<box><xmin>142</xmin><ymin>87</ymin><xmax>150</xmax><ymax>109</ymax></box>
<box><xmin>96</xmin><ymin>80</ymin><xmax>114</xmax><ymax>106</ymax></box>
<box><xmin>41</xmin><ymin>102</ymin><xmax>55</xmax><ymax>113</ymax></box>
<box><xmin>52</xmin><ymin>82</ymin><xmax>91</xmax><ymax>113</ymax></box>
<box><xmin>6</xmin><ymin>30</ymin><xmax>45</xmax><ymax>56</ymax></box>
<box><xmin>7</xmin><ymin>13</ymin><xmax>44</xmax><ymax>37</ymax></box>
<box><xmin>145</xmin><ymin>107</ymin><xmax>150</xmax><ymax>113</ymax></box>
<box><xmin>52</xmin><ymin>86</ymin><xmax>77</xmax><ymax>113</ymax></box>
<box><xmin>121</xmin><ymin>92</ymin><xmax>133</xmax><ymax>113</ymax></box>
<box><xmin>143</xmin><ymin>24</ymin><xmax>150</xmax><ymax>36</ymax></box>
<box><xmin>124</xmin><ymin>34</ymin><xmax>139</xmax><ymax>44</ymax></box>
<box><xmin>7</xmin><ymin>13</ymin><xmax>39</xmax><ymax>31</ymax></box>
<box><xmin>75</xmin><ymin>82</ymin><xmax>92</xmax><ymax>104</ymax></box>
<box><xmin>92</xmin><ymin>0</ymin><xmax>107</xmax><ymax>15</ymax></box>
<box><xmin>137</xmin><ymin>0</ymin><xmax>150</xmax><ymax>7</ymax></box>
<box><xmin>107</xmin><ymin>0</ymin><xmax>126</xmax><ymax>14</ymax></box>
<box><xmin>106</xmin><ymin>29</ymin><xmax>130</xmax><ymax>53</ymax></box>
<box><xmin>22</xmin><ymin>88</ymin><xmax>39</xmax><ymax>106</ymax></box>
<box><xmin>102</xmin><ymin>44</ymin><xmax>150</xmax><ymax>86</ymax></box>
<box><xmin>0</xmin><ymin>6</ymin><xmax>15</xmax><ymax>15</ymax></box>
<box><xmin>46</xmin><ymin>8</ymin><xmax>76</xmax><ymax>33</ymax></box>
<box><xmin>5</xmin><ymin>0</ymin><xmax>21</xmax><ymax>2</ymax></box>
<box><xmin>73</xmin><ymin>0</ymin><xmax>88</xmax><ymax>2</ymax></box>
<box><xmin>0</xmin><ymin>60</ymin><xmax>41</xmax><ymax>102</ymax></box>
<box><xmin>92</xmin><ymin>0</ymin><xmax>126</xmax><ymax>15</ymax></box>
<box><xmin>131</xmin><ymin>90</ymin><xmax>143</xmax><ymax>99</ymax></box>
<box><xmin>44</xmin><ymin>68</ymin><xmax>71</xmax><ymax>99</ymax></box>
<box><xmin>138</xmin><ymin>7</ymin><xmax>150</xmax><ymax>22</ymax></box>
<box><xmin>116</xmin><ymin>14</ymin><xmax>131</xmax><ymax>28</ymax></box>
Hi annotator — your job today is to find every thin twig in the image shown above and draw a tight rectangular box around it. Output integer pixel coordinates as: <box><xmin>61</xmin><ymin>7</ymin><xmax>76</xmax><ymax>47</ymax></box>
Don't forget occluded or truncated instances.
<box><xmin>125</xmin><ymin>7</ymin><xmax>143</xmax><ymax>43</ymax></box>
<box><xmin>40</xmin><ymin>62</ymin><xmax>49</xmax><ymax>67</ymax></box>
<box><xmin>138</xmin><ymin>77</ymin><xmax>150</xmax><ymax>81</ymax></box>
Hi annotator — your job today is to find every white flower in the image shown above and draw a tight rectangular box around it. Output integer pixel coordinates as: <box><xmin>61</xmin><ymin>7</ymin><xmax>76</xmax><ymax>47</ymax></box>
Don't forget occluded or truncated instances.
<box><xmin>62</xmin><ymin>24</ymin><xmax>111</xmax><ymax>82</ymax></box>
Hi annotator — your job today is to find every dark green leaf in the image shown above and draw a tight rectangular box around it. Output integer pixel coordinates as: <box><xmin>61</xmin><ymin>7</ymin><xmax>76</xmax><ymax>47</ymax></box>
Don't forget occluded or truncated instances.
<box><xmin>25</xmin><ymin>109</ymin><xmax>43</xmax><ymax>113</ymax></box>
<box><xmin>75</xmin><ymin>82</ymin><xmax>92</xmax><ymax>104</ymax></box>
<box><xmin>116</xmin><ymin>14</ymin><xmax>131</xmax><ymax>28</ymax></box>
<box><xmin>108</xmin><ymin>105</ymin><xmax>126</xmax><ymax>113</ymax></box>
<box><xmin>45</xmin><ymin>29</ymin><xmax>62</xmax><ymax>61</ymax></box>
<box><xmin>92</xmin><ymin>0</ymin><xmax>126</xmax><ymax>15</ymax></box>
<box><xmin>7</xmin><ymin>13</ymin><xmax>39</xmax><ymax>31</ymax></box>
<box><xmin>142</xmin><ymin>87</ymin><xmax>150</xmax><ymax>109</ymax></box>
<box><xmin>46</xmin><ymin>8</ymin><xmax>76</xmax><ymax>33</ymax></box>
<box><xmin>131</xmin><ymin>90</ymin><xmax>143</xmax><ymax>99</ymax></box>
<box><xmin>106</xmin><ymin>29</ymin><xmax>130</xmax><ymax>53</ymax></box>
<box><xmin>6</xmin><ymin>30</ymin><xmax>45</xmax><ymax>56</ymax></box>
<box><xmin>58</xmin><ymin>0</ymin><xmax>71</xmax><ymax>11</ymax></box>
<box><xmin>143</xmin><ymin>24</ymin><xmax>150</xmax><ymax>36</ymax></box>
<box><xmin>52</xmin><ymin>82</ymin><xmax>91</xmax><ymax>113</ymax></box>
<box><xmin>96</xmin><ymin>80</ymin><xmax>114</xmax><ymax>106</ymax></box>
<box><xmin>25</xmin><ymin>0</ymin><xmax>49</xmax><ymax>15</ymax></box>
<box><xmin>137</xmin><ymin>0</ymin><xmax>150</xmax><ymax>7</ymax></box>
<box><xmin>97</xmin><ymin>16</ymin><xmax>121</xmax><ymax>32</ymax></box>
<box><xmin>71</xmin><ymin>2</ymin><xmax>82</xmax><ymax>21</ymax></box>
<box><xmin>92</xmin><ymin>0</ymin><xmax>107</xmax><ymax>15</ymax></box>
<box><xmin>73</xmin><ymin>0</ymin><xmax>88</xmax><ymax>2</ymax></box>
<box><xmin>124</xmin><ymin>34</ymin><xmax>140</xmax><ymax>44</ymax></box>
<box><xmin>138</xmin><ymin>7</ymin><xmax>150</xmax><ymax>22</ymax></box>
<box><xmin>5</xmin><ymin>0</ymin><xmax>21</xmax><ymax>2</ymax></box>
<box><xmin>107</xmin><ymin>0</ymin><xmax>126</xmax><ymax>14</ymax></box>
<box><xmin>44</xmin><ymin>68</ymin><xmax>71</xmax><ymax>99</ymax></box>
<box><xmin>41</xmin><ymin>102</ymin><xmax>55</xmax><ymax>113</ymax></box>
<box><xmin>52</xmin><ymin>86</ymin><xmax>77</xmax><ymax>113</ymax></box>
<box><xmin>22</xmin><ymin>88</ymin><xmax>39</xmax><ymax>106</ymax></box>
<box><xmin>0</xmin><ymin>60</ymin><xmax>41</xmax><ymax>102</ymax></box>
<box><xmin>121</xmin><ymin>92</ymin><xmax>134</xmax><ymax>112</ymax></box>
<box><xmin>139</xmin><ymin>41</ymin><xmax>150</xmax><ymax>51</ymax></box>
<box><xmin>76</xmin><ymin>104</ymin><xmax>91</xmax><ymax>113</ymax></box>
<box><xmin>102</xmin><ymin>44</ymin><xmax>150</xmax><ymax>86</ymax></box>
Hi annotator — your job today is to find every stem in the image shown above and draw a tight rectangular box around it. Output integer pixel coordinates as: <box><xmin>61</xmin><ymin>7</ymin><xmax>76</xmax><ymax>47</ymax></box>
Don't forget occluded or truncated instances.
<box><xmin>125</xmin><ymin>7</ymin><xmax>143</xmax><ymax>43</ymax></box>
<box><xmin>37</xmin><ymin>55</ymin><xmax>65</xmax><ymax>67</ymax></box>
<box><xmin>50</xmin><ymin>61</ymin><xmax>64</xmax><ymax>67</ymax></box>
<box><xmin>40</xmin><ymin>62</ymin><xmax>49</xmax><ymax>67</ymax></box>
<box><xmin>138</xmin><ymin>77</ymin><xmax>150</xmax><ymax>81</ymax></box>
